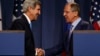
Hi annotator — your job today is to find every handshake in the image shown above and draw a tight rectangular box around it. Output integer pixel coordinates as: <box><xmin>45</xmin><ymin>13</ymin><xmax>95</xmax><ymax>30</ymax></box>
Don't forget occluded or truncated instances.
<box><xmin>35</xmin><ymin>48</ymin><xmax>45</xmax><ymax>56</ymax></box>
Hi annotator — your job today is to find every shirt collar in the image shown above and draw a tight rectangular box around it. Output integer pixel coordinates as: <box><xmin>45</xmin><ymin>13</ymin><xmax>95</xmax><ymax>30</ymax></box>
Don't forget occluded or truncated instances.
<box><xmin>72</xmin><ymin>17</ymin><xmax>81</xmax><ymax>28</ymax></box>
<box><xmin>23</xmin><ymin>13</ymin><xmax>31</xmax><ymax>24</ymax></box>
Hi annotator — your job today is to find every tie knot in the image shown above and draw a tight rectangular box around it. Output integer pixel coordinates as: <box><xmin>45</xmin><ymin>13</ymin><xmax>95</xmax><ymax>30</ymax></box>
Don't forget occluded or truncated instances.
<box><xmin>68</xmin><ymin>24</ymin><xmax>73</xmax><ymax>30</ymax></box>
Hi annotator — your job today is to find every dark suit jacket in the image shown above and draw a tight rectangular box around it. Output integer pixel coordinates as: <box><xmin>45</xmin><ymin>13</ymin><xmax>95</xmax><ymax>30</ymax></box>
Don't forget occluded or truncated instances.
<box><xmin>45</xmin><ymin>19</ymin><xmax>91</xmax><ymax>56</ymax></box>
<box><xmin>10</xmin><ymin>15</ymin><xmax>35</xmax><ymax>56</ymax></box>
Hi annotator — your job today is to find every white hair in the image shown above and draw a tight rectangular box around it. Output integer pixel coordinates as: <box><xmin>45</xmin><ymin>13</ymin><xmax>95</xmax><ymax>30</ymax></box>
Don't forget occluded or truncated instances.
<box><xmin>23</xmin><ymin>0</ymin><xmax>41</xmax><ymax>12</ymax></box>
<box><xmin>66</xmin><ymin>0</ymin><xmax>75</xmax><ymax>3</ymax></box>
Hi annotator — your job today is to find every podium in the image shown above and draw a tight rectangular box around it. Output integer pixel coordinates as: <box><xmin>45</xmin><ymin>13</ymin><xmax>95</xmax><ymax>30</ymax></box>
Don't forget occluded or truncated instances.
<box><xmin>0</xmin><ymin>31</ymin><xmax>24</xmax><ymax>56</ymax></box>
<box><xmin>73</xmin><ymin>30</ymin><xmax>100</xmax><ymax>56</ymax></box>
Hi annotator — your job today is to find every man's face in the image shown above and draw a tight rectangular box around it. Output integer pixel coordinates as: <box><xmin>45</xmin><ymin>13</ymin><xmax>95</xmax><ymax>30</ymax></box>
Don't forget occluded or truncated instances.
<box><xmin>63</xmin><ymin>4</ymin><xmax>76</xmax><ymax>23</ymax></box>
<box><xmin>29</xmin><ymin>5</ymin><xmax>41</xmax><ymax>21</ymax></box>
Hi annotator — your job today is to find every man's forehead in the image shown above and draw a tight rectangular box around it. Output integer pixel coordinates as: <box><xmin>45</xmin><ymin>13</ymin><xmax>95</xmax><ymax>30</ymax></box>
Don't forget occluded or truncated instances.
<box><xmin>64</xmin><ymin>4</ymin><xmax>71</xmax><ymax>10</ymax></box>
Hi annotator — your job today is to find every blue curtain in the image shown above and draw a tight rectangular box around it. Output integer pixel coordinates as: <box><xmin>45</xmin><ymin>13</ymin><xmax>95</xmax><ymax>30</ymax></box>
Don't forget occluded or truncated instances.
<box><xmin>33</xmin><ymin>0</ymin><xmax>66</xmax><ymax>49</ymax></box>
<box><xmin>1</xmin><ymin>0</ymin><xmax>14</xmax><ymax>30</ymax></box>
<box><xmin>75</xmin><ymin>0</ymin><xmax>91</xmax><ymax>22</ymax></box>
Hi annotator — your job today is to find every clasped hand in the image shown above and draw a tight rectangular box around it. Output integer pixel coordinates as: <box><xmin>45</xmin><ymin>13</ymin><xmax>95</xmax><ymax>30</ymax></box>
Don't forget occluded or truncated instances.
<box><xmin>35</xmin><ymin>48</ymin><xmax>45</xmax><ymax>56</ymax></box>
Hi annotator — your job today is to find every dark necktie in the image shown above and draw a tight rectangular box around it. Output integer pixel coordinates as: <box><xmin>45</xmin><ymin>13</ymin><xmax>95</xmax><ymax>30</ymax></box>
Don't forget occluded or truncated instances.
<box><xmin>66</xmin><ymin>24</ymin><xmax>73</xmax><ymax>53</ymax></box>
<box><xmin>30</xmin><ymin>22</ymin><xmax>32</xmax><ymax>29</ymax></box>
<box><xmin>68</xmin><ymin>24</ymin><xmax>73</xmax><ymax>39</ymax></box>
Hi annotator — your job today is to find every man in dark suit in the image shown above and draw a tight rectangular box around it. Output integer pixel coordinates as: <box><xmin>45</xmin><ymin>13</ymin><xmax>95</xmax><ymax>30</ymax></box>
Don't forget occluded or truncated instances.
<box><xmin>10</xmin><ymin>0</ymin><xmax>41</xmax><ymax>56</ymax></box>
<box><xmin>37</xmin><ymin>2</ymin><xmax>91</xmax><ymax>56</ymax></box>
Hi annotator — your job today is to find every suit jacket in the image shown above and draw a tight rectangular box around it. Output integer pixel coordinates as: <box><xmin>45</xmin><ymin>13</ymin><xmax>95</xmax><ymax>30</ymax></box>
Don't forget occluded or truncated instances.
<box><xmin>45</xmin><ymin>19</ymin><xmax>91</xmax><ymax>56</ymax></box>
<box><xmin>10</xmin><ymin>15</ymin><xmax>35</xmax><ymax>56</ymax></box>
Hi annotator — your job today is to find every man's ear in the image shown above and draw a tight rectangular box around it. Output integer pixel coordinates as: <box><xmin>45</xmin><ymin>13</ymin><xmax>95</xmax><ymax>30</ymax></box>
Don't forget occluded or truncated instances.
<box><xmin>28</xmin><ymin>6</ymin><xmax>31</xmax><ymax>10</ymax></box>
<box><xmin>74</xmin><ymin>11</ymin><xmax>78</xmax><ymax>16</ymax></box>
<box><xmin>27</xmin><ymin>6</ymin><xmax>33</xmax><ymax>13</ymax></box>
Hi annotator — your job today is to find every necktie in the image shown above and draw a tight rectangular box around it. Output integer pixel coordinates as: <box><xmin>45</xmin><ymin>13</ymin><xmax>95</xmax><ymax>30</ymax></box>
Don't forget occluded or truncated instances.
<box><xmin>66</xmin><ymin>24</ymin><xmax>73</xmax><ymax>54</ymax></box>
<box><xmin>30</xmin><ymin>23</ymin><xmax>32</xmax><ymax>29</ymax></box>
<box><xmin>68</xmin><ymin>24</ymin><xmax>73</xmax><ymax>38</ymax></box>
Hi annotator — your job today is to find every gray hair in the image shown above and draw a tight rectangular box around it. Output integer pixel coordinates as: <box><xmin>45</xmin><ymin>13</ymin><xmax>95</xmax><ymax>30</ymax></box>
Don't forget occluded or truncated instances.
<box><xmin>23</xmin><ymin>0</ymin><xmax>41</xmax><ymax>12</ymax></box>
<box><xmin>70</xmin><ymin>3</ymin><xmax>80</xmax><ymax>16</ymax></box>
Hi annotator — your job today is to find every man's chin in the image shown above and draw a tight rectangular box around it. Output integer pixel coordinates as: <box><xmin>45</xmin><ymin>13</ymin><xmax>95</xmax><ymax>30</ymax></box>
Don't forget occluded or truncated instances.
<box><xmin>32</xmin><ymin>18</ymin><xmax>37</xmax><ymax>21</ymax></box>
<box><xmin>32</xmin><ymin>19</ymin><xmax>36</xmax><ymax>21</ymax></box>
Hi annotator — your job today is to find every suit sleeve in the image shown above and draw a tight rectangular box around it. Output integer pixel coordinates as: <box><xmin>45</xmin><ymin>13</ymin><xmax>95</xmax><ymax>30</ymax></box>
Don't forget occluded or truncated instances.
<box><xmin>45</xmin><ymin>42</ymin><xmax>64</xmax><ymax>56</ymax></box>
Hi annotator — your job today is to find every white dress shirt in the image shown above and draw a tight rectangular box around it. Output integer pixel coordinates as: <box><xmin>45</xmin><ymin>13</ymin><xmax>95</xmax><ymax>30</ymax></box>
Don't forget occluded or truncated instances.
<box><xmin>68</xmin><ymin>17</ymin><xmax>81</xmax><ymax>38</ymax></box>
<box><xmin>71</xmin><ymin>17</ymin><xmax>81</xmax><ymax>32</ymax></box>
<box><xmin>23</xmin><ymin>13</ymin><xmax>32</xmax><ymax>28</ymax></box>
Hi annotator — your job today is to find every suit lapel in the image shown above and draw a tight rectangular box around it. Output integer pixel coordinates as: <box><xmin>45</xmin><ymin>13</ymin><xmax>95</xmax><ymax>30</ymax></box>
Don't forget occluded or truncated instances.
<box><xmin>21</xmin><ymin>15</ymin><xmax>32</xmax><ymax>31</ymax></box>
<box><xmin>74</xmin><ymin>20</ymin><xmax>82</xmax><ymax>30</ymax></box>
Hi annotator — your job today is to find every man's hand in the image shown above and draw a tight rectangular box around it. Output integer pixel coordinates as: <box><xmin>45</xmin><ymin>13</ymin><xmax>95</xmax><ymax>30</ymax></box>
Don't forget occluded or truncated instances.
<box><xmin>35</xmin><ymin>48</ymin><xmax>45</xmax><ymax>56</ymax></box>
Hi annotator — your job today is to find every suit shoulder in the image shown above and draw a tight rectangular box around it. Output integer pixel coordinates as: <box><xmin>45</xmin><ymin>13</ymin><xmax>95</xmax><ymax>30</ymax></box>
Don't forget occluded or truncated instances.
<box><xmin>12</xmin><ymin>16</ymin><xmax>25</xmax><ymax>23</ymax></box>
<box><xmin>81</xmin><ymin>20</ymin><xmax>89</xmax><ymax>25</ymax></box>
<box><xmin>12</xmin><ymin>19</ymin><xmax>22</xmax><ymax>24</ymax></box>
